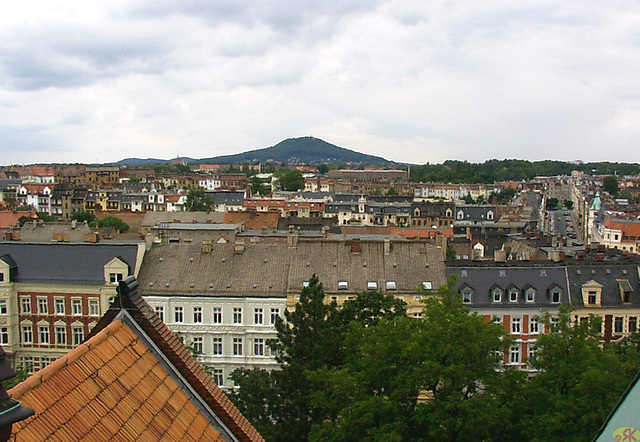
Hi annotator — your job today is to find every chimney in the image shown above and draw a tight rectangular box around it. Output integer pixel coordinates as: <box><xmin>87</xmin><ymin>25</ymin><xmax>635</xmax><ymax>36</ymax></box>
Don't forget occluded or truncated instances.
<box><xmin>71</xmin><ymin>219</ymin><xmax>77</xmax><ymax>229</ymax></box>
<box><xmin>351</xmin><ymin>237</ymin><xmax>361</xmax><ymax>254</ymax></box>
<box><xmin>576</xmin><ymin>251</ymin><xmax>585</xmax><ymax>260</ymax></box>
<box><xmin>234</xmin><ymin>239</ymin><xmax>245</xmax><ymax>254</ymax></box>
<box><xmin>322</xmin><ymin>226</ymin><xmax>330</xmax><ymax>238</ymax></box>
<box><xmin>597</xmin><ymin>252</ymin><xmax>605</xmax><ymax>262</ymax></box>
<box><xmin>597</xmin><ymin>244</ymin><xmax>606</xmax><ymax>253</ymax></box>
<box><xmin>201</xmin><ymin>240</ymin><xmax>212</xmax><ymax>254</ymax></box>
<box><xmin>384</xmin><ymin>238</ymin><xmax>391</xmax><ymax>255</ymax></box>
<box><xmin>494</xmin><ymin>250</ymin><xmax>507</xmax><ymax>262</ymax></box>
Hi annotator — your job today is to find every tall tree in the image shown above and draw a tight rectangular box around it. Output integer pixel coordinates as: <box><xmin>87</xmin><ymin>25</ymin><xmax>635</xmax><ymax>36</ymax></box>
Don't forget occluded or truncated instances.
<box><xmin>277</xmin><ymin>169</ymin><xmax>305</xmax><ymax>191</ymax></box>
<box><xmin>184</xmin><ymin>188</ymin><xmax>213</xmax><ymax>212</ymax></box>
<box><xmin>603</xmin><ymin>175</ymin><xmax>619</xmax><ymax>197</ymax></box>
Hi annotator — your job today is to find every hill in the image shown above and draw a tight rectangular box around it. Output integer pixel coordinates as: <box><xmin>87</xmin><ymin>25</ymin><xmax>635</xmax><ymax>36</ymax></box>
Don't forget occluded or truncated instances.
<box><xmin>197</xmin><ymin>137</ymin><xmax>394</xmax><ymax>165</ymax></box>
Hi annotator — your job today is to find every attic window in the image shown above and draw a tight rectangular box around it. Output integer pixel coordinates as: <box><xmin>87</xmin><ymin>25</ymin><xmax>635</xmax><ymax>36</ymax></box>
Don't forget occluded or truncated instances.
<box><xmin>367</xmin><ymin>281</ymin><xmax>378</xmax><ymax>291</ymax></box>
<box><xmin>540</xmin><ymin>270</ymin><xmax>547</xmax><ymax>277</ymax></box>
<box><xmin>499</xmin><ymin>270</ymin><xmax>506</xmax><ymax>277</ymax></box>
<box><xmin>461</xmin><ymin>270</ymin><xmax>468</xmax><ymax>277</ymax></box>
<box><xmin>303</xmin><ymin>281</ymin><xmax>310</xmax><ymax>288</ymax></box>
<box><xmin>338</xmin><ymin>281</ymin><xmax>348</xmax><ymax>290</ymax></box>
<box><xmin>423</xmin><ymin>282</ymin><xmax>432</xmax><ymax>290</ymax></box>
<box><xmin>386</xmin><ymin>281</ymin><xmax>397</xmax><ymax>291</ymax></box>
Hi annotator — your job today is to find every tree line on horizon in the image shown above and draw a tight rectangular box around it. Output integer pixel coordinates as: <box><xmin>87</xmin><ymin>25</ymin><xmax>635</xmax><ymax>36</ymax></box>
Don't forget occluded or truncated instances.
<box><xmin>228</xmin><ymin>275</ymin><xmax>640</xmax><ymax>442</ymax></box>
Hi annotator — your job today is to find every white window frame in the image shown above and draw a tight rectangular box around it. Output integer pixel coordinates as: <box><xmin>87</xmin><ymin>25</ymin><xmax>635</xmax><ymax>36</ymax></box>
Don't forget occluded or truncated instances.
<box><xmin>511</xmin><ymin>317</ymin><xmax>521</xmax><ymax>333</ymax></box>
<box><xmin>174</xmin><ymin>306</ymin><xmax>184</xmax><ymax>323</ymax></box>
<box><xmin>213</xmin><ymin>337</ymin><xmax>223</xmax><ymax>355</ymax></box>
<box><xmin>213</xmin><ymin>307</ymin><xmax>222</xmax><ymax>324</ymax></box>
<box><xmin>233</xmin><ymin>307</ymin><xmax>242</xmax><ymax>324</ymax></box>
<box><xmin>254</xmin><ymin>308</ymin><xmax>263</xmax><ymax>325</ymax></box>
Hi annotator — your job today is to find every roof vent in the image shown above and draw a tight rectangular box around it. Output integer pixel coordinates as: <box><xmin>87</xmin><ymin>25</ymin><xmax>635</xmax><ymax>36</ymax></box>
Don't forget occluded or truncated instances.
<box><xmin>606</xmin><ymin>269</ymin><xmax>611</xmax><ymax>274</ymax></box>
<box><xmin>222</xmin><ymin>257</ymin><xmax>226</xmax><ymax>262</ymax></box>
<box><xmin>226</xmin><ymin>283</ymin><xmax>231</xmax><ymax>288</ymax></box>
<box><xmin>190</xmin><ymin>257</ymin><xmax>194</xmax><ymax>262</ymax></box>
<box><xmin>209</xmin><ymin>283</ymin><xmax>213</xmax><ymax>288</ymax></box>
<box><xmin>253</xmin><ymin>283</ymin><xmax>258</xmax><ymax>288</ymax></box>
<box><xmin>159</xmin><ymin>257</ymin><xmax>163</xmax><ymax>262</ymax></box>
<box><xmin>576</xmin><ymin>270</ymin><xmax>582</xmax><ymax>275</ymax></box>
<box><xmin>263</xmin><ymin>259</ymin><xmax>267</xmax><ymax>264</ymax></box>
<box><xmin>149</xmin><ymin>282</ymin><xmax>154</xmax><ymax>286</ymax></box>
<box><xmin>190</xmin><ymin>283</ymin><xmax>195</xmax><ymax>288</ymax></box>
<box><xmin>269</xmin><ymin>283</ymin><xmax>273</xmax><ymax>288</ymax></box>
<box><xmin>363</xmin><ymin>262</ymin><xmax>367</xmax><ymax>267</ymax></box>
<box><xmin>425</xmin><ymin>263</ymin><xmax>429</xmax><ymax>267</ymax></box>
<box><xmin>623</xmin><ymin>269</ymin><xmax>628</xmax><ymax>275</ymax></box>
<box><xmin>393</xmin><ymin>262</ymin><xmax>397</xmax><ymax>267</ymax></box>
<box><xmin>165</xmin><ymin>283</ymin><xmax>169</xmax><ymax>287</ymax></box>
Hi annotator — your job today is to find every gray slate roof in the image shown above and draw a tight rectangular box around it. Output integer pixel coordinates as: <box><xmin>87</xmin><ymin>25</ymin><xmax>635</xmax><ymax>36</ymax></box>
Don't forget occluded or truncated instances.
<box><xmin>138</xmin><ymin>238</ymin><xmax>446</xmax><ymax>298</ymax></box>
<box><xmin>0</xmin><ymin>242</ymin><xmax>143</xmax><ymax>285</ymax></box>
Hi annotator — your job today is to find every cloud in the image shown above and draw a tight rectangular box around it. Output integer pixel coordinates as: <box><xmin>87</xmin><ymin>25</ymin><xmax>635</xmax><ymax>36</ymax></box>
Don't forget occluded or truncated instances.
<box><xmin>1</xmin><ymin>0</ymin><xmax>640</xmax><ymax>165</ymax></box>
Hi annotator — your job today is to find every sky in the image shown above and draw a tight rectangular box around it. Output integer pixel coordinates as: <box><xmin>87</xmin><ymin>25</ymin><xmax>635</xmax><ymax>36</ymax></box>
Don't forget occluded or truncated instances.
<box><xmin>1</xmin><ymin>1</ymin><xmax>640</xmax><ymax>166</ymax></box>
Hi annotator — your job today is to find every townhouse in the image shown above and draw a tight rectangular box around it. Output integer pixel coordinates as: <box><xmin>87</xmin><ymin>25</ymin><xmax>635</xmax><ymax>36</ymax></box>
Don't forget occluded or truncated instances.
<box><xmin>0</xmin><ymin>241</ymin><xmax>145</xmax><ymax>371</ymax></box>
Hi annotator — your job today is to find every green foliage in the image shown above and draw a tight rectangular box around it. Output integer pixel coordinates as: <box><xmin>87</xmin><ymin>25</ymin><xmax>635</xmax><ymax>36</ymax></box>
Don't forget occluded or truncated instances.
<box><xmin>524</xmin><ymin>310</ymin><xmax>632</xmax><ymax>441</ymax></box>
<box><xmin>489</xmin><ymin>187</ymin><xmax>517</xmax><ymax>205</ymax></box>
<box><xmin>603</xmin><ymin>175</ymin><xmax>619</xmax><ymax>197</ymax></box>
<box><xmin>316</xmin><ymin>164</ymin><xmax>330</xmax><ymax>175</ymax></box>
<box><xmin>385</xmin><ymin>186</ymin><xmax>398</xmax><ymax>196</ymax></box>
<box><xmin>37</xmin><ymin>212</ymin><xmax>56</xmax><ymax>222</ymax></box>
<box><xmin>2</xmin><ymin>194</ymin><xmax>17</xmax><ymax>210</ymax></box>
<box><xmin>231</xmin><ymin>280</ymin><xmax>638</xmax><ymax>442</ymax></box>
<box><xmin>564</xmin><ymin>199</ymin><xmax>574</xmax><ymax>209</ymax></box>
<box><xmin>546</xmin><ymin>197</ymin><xmax>559</xmax><ymax>210</ymax></box>
<box><xmin>97</xmin><ymin>215</ymin><xmax>129</xmax><ymax>233</ymax></box>
<box><xmin>71</xmin><ymin>210</ymin><xmax>96</xmax><ymax>224</ymax></box>
<box><xmin>184</xmin><ymin>188</ymin><xmax>213</xmax><ymax>212</ymax></box>
<box><xmin>276</xmin><ymin>169</ymin><xmax>305</xmax><ymax>192</ymax></box>
<box><xmin>3</xmin><ymin>365</ymin><xmax>30</xmax><ymax>390</ymax></box>
<box><xmin>153</xmin><ymin>163</ymin><xmax>192</xmax><ymax>175</ymax></box>
<box><xmin>409</xmin><ymin>160</ymin><xmax>640</xmax><ymax>184</ymax></box>
<box><xmin>249</xmin><ymin>176</ymin><xmax>269</xmax><ymax>196</ymax></box>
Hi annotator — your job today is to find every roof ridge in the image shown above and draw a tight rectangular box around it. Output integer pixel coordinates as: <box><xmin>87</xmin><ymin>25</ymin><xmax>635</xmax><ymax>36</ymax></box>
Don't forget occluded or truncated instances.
<box><xmin>9</xmin><ymin>319</ymin><xmax>124</xmax><ymax>399</ymax></box>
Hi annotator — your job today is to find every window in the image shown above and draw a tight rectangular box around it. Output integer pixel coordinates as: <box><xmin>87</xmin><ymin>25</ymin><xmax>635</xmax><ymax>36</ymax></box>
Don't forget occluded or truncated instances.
<box><xmin>509</xmin><ymin>345</ymin><xmax>520</xmax><ymax>363</ymax></box>
<box><xmin>254</xmin><ymin>338</ymin><xmax>265</xmax><ymax>356</ymax></box>
<box><xmin>303</xmin><ymin>281</ymin><xmax>310</xmax><ymax>288</ymax></box>
<box><xmin>550</xmin><ymin>317</ymin><xmax>560</xmax><ymax>331</ymax></box>
<box><xmin>23</xmin><ymin>357</ymin><xmax>34</xmax><ymax>374</ymax></box>
<box><xmin>338</xmin><ymin>281</ymin><xmax>348</xmax><ymax>290</ymax></box>
<box><xmin>270</xmin><ymin>308</ymin><xmax>280</xmax><ymax>324</ymax></box>
<box><xmin>193</xmin><ymin>307</ymin><xmax>203</xmax><ymax>323</ymax></box>
<box><xmin>368</xmin><ymin>281</ymin><xmax>378</xmax><ymax>291</ymax></box>
<box><xmin>588</xmin><ymin>291</ymin><xmax>597</xmax><ymax>305</ymax></box>
<box><xmin>233</xmin><ymin>308</ymin><xmax>242</xmax><ymax>324</ymax></box>
<box><xmin>0</xmin><ymin>299</ymin><xmax>6</xmax><ymax>315</ymax></box>
<box><xmin>525</xmin><ymin>289</ymin><xmax>535</xmax><ymax>303</ymax></box>
<box><xmin>254</xmin><ymin>308</ymin><xmax>263</xmax><ymax>325</ymax></box>
<box><xmin>492</xmin><ymin>316</ymin><xmax>503</xmax><ymax>325</ymax></box>
<box><xmin>509</xmin><ymin>289</ymin><xmax>518</xmax><ymax>303</ymax></box>
<box><xmin>422</xmin><ymin>281</ymin><xmax>432</xmax><ymax>290</ymax></box>
<box><xmin>530</xmin><ymin>318</ymin><xmax>540</xmax><ymax>334</ymax></box>
<box><xmin>22</xmin><ymin>325</ymin><xmax>33</xmax><ymax>343</ymax></box>
<box><xmin>89</xmin><ymin>299</ymin><xmax>99</xmax><ymax>316</ymax></box>
<box><xmin>0</xmin><ymin>327</ymin><xmax>8</xmax><ymax>345</ymax></box>
<box><xmin>41</xmin><ymin>357</ymin><xmax>51</xmax><ymax>369</ymax></box>
<box><xmin>233</xmin><ymin>337</ymin><xmax>243</xmax><ymax>355</ymax></box>
<box><xmin>630</xmin><ymin>317</ymin><xmax>638</xmax><ymax>333</ymax></box>
<box><xmin>174</xmin><ymin>306</ymin><xmax>184</xmax><ymax>323</ymax></box>
<box><xmin>192</xmin><ymin>336</ymin><xmax>203</xmax><ymax>354</ymax></box>
<box><xmin>615</xmin><ymin>316</ymin><xmax>624</xmax><ymax>334</ymax></box>
<box><xmin>72</xmin><ymin>299</ymin><xmax>82</xmax><ymax>315</ymax></box>
<box><xmin>511</xmin><ymin>317</ymin><xmax>521</xmax><ymax>333</ymax></box>
<box><xmin>461</xmin><ymin>288</ymin><xmax>472</xmax><ymax>304</ymax></box>
<box><xmin>213</xmin><ymin>337</ymin><xmax>223</xmax><ymax>355</ymax></box>
<box><xmin>21</xmin><ymin>298</ymin><xmax>31</xmax><ymax>314</ymax></box>
<box><xmin>109</xmin><ymin>273</ymin><xmax>123</xmax><ymax>283</ymax></box>
<box><xmin>212</xmin><ymin>368</ymin><xmax>224</xmax><ymax>386</ymax></box>
<box><xmin>38</xmin><ymin>298</ymin><xmax>48</xmax><ymax>314</ymax></box>
<box><xmin>492</xmin><ymin>289</ymin><xmax>501</xmax><ymax>303</ymax></box>
<box><xmin>155</xmin><ymin>306</ymin><xmax>164</xmax><ymax>321</ymax></box>
<box><xmin>56</xmin><ymin>327</ymin><xmax>66</xmax><ymax>345</ymax></box>
<box><xmin>213</xmin><ymin>307</ymin><xmax>222</xmax><ymax>324</ymax></box>
<box><xmin>39</xmin><ymin>326</ymin><xmax>50</xmax><ymax>344</ymax></box>
<box><xmin>527</xmin><ymin>346</ymin><xmax>537</xmax><ymax>363</ymax></box>
<box><xmin>72</xmin><ymin>327</ymin><xmax>84</xmax><ymax>345</ymax></box>
<box><xmin>386</xmin><ymin>281</ymin><xmax>397</xmax><ymax>290</ymax></box>
<box><xmin>55</xmin><ymin>299</ymin><xmax>64</xmax><ymax>315</ymax></box>
<box><xmin>551</xmin><ymin>290</ymin><xmax>561</xmax><ymax>304</ymax></box>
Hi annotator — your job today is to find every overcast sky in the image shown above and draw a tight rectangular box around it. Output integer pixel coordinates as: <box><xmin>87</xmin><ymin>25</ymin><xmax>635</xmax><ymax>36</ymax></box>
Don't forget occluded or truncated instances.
<box><xmin>1</xmin><ymin>1</ymin><xmax>639</xmax><ymax>166</ymax></box>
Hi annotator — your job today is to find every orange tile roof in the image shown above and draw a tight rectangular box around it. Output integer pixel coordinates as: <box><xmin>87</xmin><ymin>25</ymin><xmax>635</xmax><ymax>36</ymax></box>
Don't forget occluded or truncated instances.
<box><xmin>0</xmin><ymin>210</ymin><xmax>35</xmax><ymax>229</ymax></box>
<box><xmin>9</xmin><ymin>319</ymin><xmax>229</xmax><ymax>441</ymax></box>
<box><xmin>9</xmin><ymin>278</ymin><xmax>264</xmax><ymax>442</ymax></box>
<box><xmin>604</xmin><ymin>218</ymin><xmax>640</xmax><ymax>237</ymax></box>
<box><xmin>224</xmin><ymin>211</ymin><xmax>280</xmax><ymax>230</ymax></box>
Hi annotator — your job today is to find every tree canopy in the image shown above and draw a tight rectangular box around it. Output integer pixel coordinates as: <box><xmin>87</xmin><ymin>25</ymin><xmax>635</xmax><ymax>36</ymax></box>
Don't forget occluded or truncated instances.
<box><xmin>184</xmin><ymin>188</ymin><xmax>213</xmax><ymax>212</ymax></box>
<box><xmin>276</xmin><ymin>169</ymin><xmax>305</xmax><ymax>192</ymax></box>
<box><xmin>229</xmin><ymin>278</ymin><xmax>640</xmax><ymax>442</ymax></box>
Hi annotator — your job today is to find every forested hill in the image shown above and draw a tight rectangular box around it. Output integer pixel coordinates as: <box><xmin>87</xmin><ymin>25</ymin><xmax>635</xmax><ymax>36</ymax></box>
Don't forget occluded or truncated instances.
<box><xmin>197</xmin><ymin>137</ymin><xmax>394</xmax><ymax>166</ymax></box>
<box><xmin>409</xmin><ymin>160</ymin><xmax>640</xmax><ymax>183</ymax></box>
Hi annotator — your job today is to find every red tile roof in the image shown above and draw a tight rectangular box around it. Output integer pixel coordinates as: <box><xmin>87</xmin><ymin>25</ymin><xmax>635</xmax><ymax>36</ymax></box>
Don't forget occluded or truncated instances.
<box><xmin>9</xmin><ymin>278</ymin><xmax>264</xmax><ymax>442</ymax></box>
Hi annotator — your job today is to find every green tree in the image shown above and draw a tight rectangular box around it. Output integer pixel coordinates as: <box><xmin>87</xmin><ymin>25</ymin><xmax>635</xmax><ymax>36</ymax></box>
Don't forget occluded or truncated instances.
<box><xmin>97</xmin><ymin>215</ymin><xmax>129</xmax><ymax>233</ymax></box>
<box><xmin>564</xmin><ymin>200</ymin><xmax>574</xmax><ymax>210</ymax></box>
<box><xmin>3</xmin><ymin>194</ymin><xmax>17</xmax><ymax>211</ymax></box>
<box><xmin>317</xmin><ymin>164</ymin><xmax>330</xmax><ymax>175</ymax></box>
<box><xmin>603</xmin><ymin>175</ymin><xmax>619</xmax><ymax>197</ymax></box>
<box><xmin>184</xmin><ymin>188</ymin><xmax>213</xmax><ymax>212</ymax></box>
<box><xmin>309</xmin><ymin>276</ymin><xmax>510</xmax><ymax>441</ymax></box>
<box><xmin>249</xmin><ymin>176</ymin><xmax>269</xmax><ymax>196</ymax></box>
<box><xmin>524</xmin><ymin>310</ymin><xmax>632</xmax><ymax>441</ymax></box>
<box><xmin>277</xmin><ymin>169</ymin><xmax>305</xmax><ymax>192</ymax></box>
<box><xmin>546</xmin><ymin>197</ymin><xmax>559</xmax><ymax>210</ymax></box>
<box><xmin>71</xmin><ymin>210</ymin><xmax>96</xmax><ymax>225</ymax></box>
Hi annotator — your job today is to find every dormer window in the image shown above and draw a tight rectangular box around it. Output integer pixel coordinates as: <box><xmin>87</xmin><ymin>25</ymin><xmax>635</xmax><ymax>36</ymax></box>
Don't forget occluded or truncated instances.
<box><xmin>492</xmin><ymin>288</ymin><xmax>502</xmax><ymax>303</ymax></box>
<box><xmin>338</xmin><ymin>281</ymin><xmax>348</xmax><ymax>290</ymax></box>
<box><xmin>509</xmin><ymin>289</ymin><xmax>518</xmax><ymax>303</ymax></box>
<box><xmin>618</xmin><ymin>279</ymin><xmax>633</xmax><ymax>303</ymax></box>
<box><xmin>525</xmin><ymin>287</ymin><xmax>536</xmax><ymax>303</ymax></box>
<box><xmin>460</xmin><ymin>287</ymin><xmax>473</xmax><ymax>304</ymax></box>
<box><xmin>550</xmin><ymin>289</ymin><xmax>562</xmax><ymax>304</ymax></box>
<box><xmin>581</xmin><ymin>280</ymin><xmax>603</xmax><ymax>306</ymax></box>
